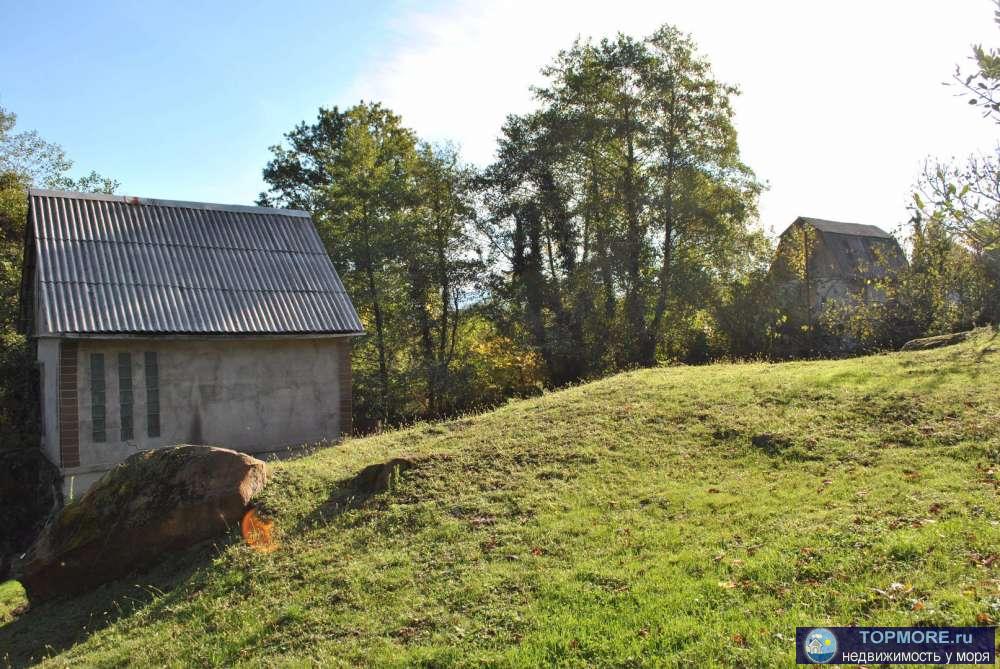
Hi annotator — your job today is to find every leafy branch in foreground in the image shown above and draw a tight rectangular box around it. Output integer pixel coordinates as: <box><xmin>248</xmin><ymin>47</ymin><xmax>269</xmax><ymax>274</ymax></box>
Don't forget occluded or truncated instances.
<box><xmin>956</xmin><ymin>0</ymin><xmax>1000</xmax><ymax>121</ymax></box>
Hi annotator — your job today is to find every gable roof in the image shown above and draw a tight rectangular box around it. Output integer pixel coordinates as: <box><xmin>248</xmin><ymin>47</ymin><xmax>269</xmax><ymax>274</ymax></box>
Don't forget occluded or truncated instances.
<box><xmin>771</xmin><ymin>215</ymin><xmax>907</xmax><ymax>283</ymax></box>
<box><xmin>23</xmin><ymin>189</ymin><xmax>364</xmax><ymax>336</ymax></box>
<box><xmin>786</xmin><ymin>217</ymin><xmax>894</xmax><ymax>239</ymax></box>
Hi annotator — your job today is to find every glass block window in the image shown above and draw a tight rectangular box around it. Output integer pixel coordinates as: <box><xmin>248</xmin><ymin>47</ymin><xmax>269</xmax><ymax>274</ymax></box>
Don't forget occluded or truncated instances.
<box><xmin>145</xmin><ymin>351</ymin><xmax>160</xmax><ymax>438</ymax></box>
<box><xmin>90</xmin><ymin>353</ymin><xmax>106</xmax><ymax>442</ymax></box>
<box><xmin>118</xmin><ymin>353</ymin><xmax>134</xmax><ymax>441</ymax></box>
<box><xmin>38</xmin><ymin>363</ymin><xmax>45</xmax><ymax>435</ymax></box>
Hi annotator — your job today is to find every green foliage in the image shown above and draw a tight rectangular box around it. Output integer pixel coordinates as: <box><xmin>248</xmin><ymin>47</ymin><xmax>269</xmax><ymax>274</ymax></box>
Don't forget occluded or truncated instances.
<box><xmin>0</xmin><ymin>580</ymin><xmax>25</xmax><ymax>625</ymax></box>
<box><xmin>0</xmin><ymin>107</ymin><xmax>118</xmax><ymax>196</ymax></box>
<box><xmin>0</xmin><ymin>170</ymin><xmax>30</xmax><ymax>330</ymax></box>
<box><xmin>0</xmin><ymin>107</ymin><xmax>71</xmax><ymax>187</ymax></box>
<box><xmin>0</xmin><ymin>330</ymin><xmax>38</xmax><ymax>449</ymax></box>
<box><xmin>766</xmin><ymin>222</ymin><xmax>827</xmax><ymax>356</ymax></box>
<box><xmin>50</xmin><ymin>170</ymin><xmax>119</xmax><ymax>195</ymax></box>
<box><xmin>956</xmin><ymin>0</ymin><xmax>1000</xmax><ymax>121</ymax></box>
<box><xmin>710</xmin><ymin>268</ymin><xmax>781</xmax><ymax>359</ymax></box>
<box><xmin>908</xmin><ymin>156</ymin><xmax>1000</xmax><ymax>324</ymax></box>
<box><xmin>3</xmin><ymin>331</ymin><xmax>998</xmax><ymax>666</ymax></box>
<box><xmin>260</xmin><ymin>104</ymin><xmax>516</xmax><ymax>430</ymax></box>
<box><xmin>822</xmin><ymin>218</ymin><xmax>990</xmax><ymax>352</ymax></box>
<box><xmin>444</xmin><ymin>311</ymin><xmax>545</xmax><ymax>408</ymax></box>
<box><xmin>924</xmin><ymin>1</ymin><xmax>1000</xmax><ymax>324</ymax></box>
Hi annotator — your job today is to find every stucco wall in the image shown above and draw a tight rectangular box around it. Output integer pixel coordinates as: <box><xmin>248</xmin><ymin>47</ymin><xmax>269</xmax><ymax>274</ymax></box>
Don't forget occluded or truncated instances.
<box><xmin>40</xmin><ymin>337</ymin><xmax>352</xmax><ymax>492</ymax></box>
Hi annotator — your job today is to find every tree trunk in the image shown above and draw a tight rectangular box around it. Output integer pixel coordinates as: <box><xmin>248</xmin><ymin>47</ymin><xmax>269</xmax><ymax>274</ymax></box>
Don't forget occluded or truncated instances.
<box><xmin>620</xmin><ymin>98</ymin><xmax>648</xmax><ymax>365</ymax></box>
<box><xmin>361</xmin><ymin>205</ymin><xmax>391</xmax><ymax>424</ymax></box>
<box><xmin>649</xmin><ymin>120</ymin><xmax>678</xmax><ymax>365</ymax></box>
<box><xmin>408</xmin><ymin>265</ymin><xmax>436</xmax><ymax>415</ymax></box>
<box><xmin>364</xmin><ymin>263</ymin><xmax>390</xmax><ymax>423</ymax></box>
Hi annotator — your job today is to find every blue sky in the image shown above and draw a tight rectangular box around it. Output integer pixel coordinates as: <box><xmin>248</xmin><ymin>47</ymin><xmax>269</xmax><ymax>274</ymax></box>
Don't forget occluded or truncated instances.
<box><xmin>1</xmin><ymin>1</ymin><xmax>397</xmax><ymax>203</ymax></box>
<box><xmin>2</xmin><ymin>0</ymin><xmax>998</xmax><ymax>234</ymax></box>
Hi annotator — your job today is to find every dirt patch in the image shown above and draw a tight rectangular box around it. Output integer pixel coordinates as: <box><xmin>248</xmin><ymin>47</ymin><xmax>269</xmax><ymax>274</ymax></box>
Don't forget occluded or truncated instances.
<box><xmin>751</xmin><ymin>433</ymin><xmax>794</xmax><ymax>456</ymax></box>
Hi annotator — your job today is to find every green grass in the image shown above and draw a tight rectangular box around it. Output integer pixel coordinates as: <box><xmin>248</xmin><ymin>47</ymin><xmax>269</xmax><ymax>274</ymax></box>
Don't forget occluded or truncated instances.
<box><xmin>3</xmin><ymin>330</ymin><xmax>1000</xmax><ymax>667</ymax></box>
<box><xmin>0</xmin><ymin>581</ymin><xmax>26</xmax><ymax>626</ymax></box>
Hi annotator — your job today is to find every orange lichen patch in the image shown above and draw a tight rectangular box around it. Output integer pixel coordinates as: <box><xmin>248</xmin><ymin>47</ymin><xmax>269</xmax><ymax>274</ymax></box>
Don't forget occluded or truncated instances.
<box><xmin>241</xmin><ymin>508</ymin><xmax>278</xmax><ymax>553</ymax></box>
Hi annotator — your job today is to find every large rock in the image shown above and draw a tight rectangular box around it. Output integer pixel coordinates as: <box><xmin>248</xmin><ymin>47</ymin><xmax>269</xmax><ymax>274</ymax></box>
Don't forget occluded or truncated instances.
<box><xmin>900</xmin><ymin>330</ymin><xmax>973</xmax><ymax>351</ymax></box>
<box><xmin>11</xmin><ymin>445</ymin><xmax>266</xmax><ymax>601</ymax></box>
<box><xmin>0</xmin><ymin>449</ymin><xmax>62</xmax><ymax>579</ymax></box>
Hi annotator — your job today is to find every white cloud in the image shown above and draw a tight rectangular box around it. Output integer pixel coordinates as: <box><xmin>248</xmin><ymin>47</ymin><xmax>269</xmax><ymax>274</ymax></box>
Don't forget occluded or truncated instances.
<box><xmin>350</xmin><ymin>0</ymin><xmax>999</xmax><ymax>235</ymax></box>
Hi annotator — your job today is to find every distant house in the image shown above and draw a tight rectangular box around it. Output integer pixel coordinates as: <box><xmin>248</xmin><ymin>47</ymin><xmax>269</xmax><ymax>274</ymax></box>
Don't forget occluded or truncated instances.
<box><xmin>771</xmin><ymin>216</ymin><xmax>907</xmax><ymax>311</ymax></box>
<box><xmin>19</xmin><ymin>189</ymin><xmax>364</xmax><ymax>494</ymax></box>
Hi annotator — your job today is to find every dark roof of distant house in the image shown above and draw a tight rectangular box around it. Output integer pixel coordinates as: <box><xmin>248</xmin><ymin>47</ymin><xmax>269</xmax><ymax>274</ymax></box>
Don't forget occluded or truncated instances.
<box><xmin>784</xmin><ymin>217</ymin><xmax>894</xmax><ymax>239</ymax></box>
<box><xmin>22</xmin><ymin>189</ymin><xmax>364</xmax><ymax>336</ymax></box>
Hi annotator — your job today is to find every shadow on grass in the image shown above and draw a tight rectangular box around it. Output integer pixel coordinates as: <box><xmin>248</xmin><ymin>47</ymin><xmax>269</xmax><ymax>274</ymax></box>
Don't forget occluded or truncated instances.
<box><xmin>0</xmin><ymin>540</ymin><xmax>226</xmax><ymax>669</ymax></box>
<box><xmin>0</xmin><ymin>456</ymin><xmax>441</xmax><ymax>668</ymax></box>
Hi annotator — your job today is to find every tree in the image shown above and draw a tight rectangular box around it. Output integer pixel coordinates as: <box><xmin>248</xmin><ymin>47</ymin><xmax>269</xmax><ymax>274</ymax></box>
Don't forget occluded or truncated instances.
<box><xmin>406</xmin><ymin>143</ymin><xmax>482</xmax><ymax>414</ymax></box>
<box><xmin>908</xmin><ymin>1</ymin><xmax>1000</xmax><ymax>325</ymax></box>
<box><xmin>0</xmin><ymin>107</ymin><xmax>118</xmax><ymax>328</ymax></box>
<box><xmin>261</xmin><ymin>103</ymin><xmax>420</xmax><ymax>426</ymax></box>
<box><xmin>478</xmin><ymin>25</ymin><xmax>761</xmax><ymax>381</ymax></box>
<box><xmin>0</xmin><ymin>106</ymin><xmax>117</xmax><ymax>448</ymax></box>
<box><xmin>0</xmin><ymin>107</ymin><xmax>71</xmax><ymax>187</ymax></box>
<box><xmin>908</xmin><ymin>160</ymin><xmax>999</xmax><ymax>324</ymax></box>
<box><xmin>710</xmin><ymin>233</ymin><xmax>779</xmax><ymax>359</ymax></box>
<box><xmin>956</xmin><ymin>0</ymin><xmax>1000</xmax><ymax>122</ymax></box>
<box><xmin>260</xmin><ymin>103</ymin><xmax>485</xmax><ymax>428</ymax></box>
<box><xmin>768</xmin><ymin>221</ymin><xmax>828</xmax><ymax>355</ymax></box>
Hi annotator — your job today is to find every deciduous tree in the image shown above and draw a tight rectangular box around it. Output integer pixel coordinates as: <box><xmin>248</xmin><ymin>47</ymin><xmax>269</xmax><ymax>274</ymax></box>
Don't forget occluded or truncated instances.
<box><xmin>478</xmin><ymin>25</ymin><xmax>762</xmax><ymax>379</ymax></box>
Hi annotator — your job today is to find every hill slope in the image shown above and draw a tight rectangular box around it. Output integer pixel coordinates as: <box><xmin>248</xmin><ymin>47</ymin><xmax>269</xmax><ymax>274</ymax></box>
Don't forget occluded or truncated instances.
<box><xmin>2</xmin><ymin>331</ymin><xmax>999</xmax><ymax>667</ymax></box>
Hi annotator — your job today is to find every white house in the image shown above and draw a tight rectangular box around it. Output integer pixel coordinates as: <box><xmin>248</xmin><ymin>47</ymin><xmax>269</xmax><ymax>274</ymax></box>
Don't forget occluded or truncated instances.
<box><xmin>19</xmin><ymin>189</ymin><xmax>364</xmax><ymax>494</ymax></box>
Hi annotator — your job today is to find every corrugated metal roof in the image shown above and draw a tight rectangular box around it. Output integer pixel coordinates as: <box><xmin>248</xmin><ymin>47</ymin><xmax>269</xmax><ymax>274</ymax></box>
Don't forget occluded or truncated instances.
<box><xmin>26</xmin><ymin>189</ymin><xmax>364</xmax><ymax>336</ymax></box>
<box><xmin>791</xmin><ymin>217</ymin><xmax>893</xmax><ymax>239</ymax></box>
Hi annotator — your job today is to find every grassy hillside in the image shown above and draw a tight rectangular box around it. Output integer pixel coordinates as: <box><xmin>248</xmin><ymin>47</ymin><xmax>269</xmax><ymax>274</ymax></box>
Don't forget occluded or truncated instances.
<box><xmin>2</xmin><ymin>330</ymin><xmax>999</xmax><ymax>667</ymax></box>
